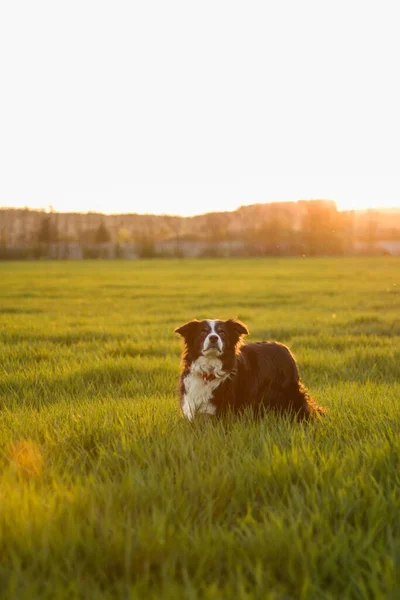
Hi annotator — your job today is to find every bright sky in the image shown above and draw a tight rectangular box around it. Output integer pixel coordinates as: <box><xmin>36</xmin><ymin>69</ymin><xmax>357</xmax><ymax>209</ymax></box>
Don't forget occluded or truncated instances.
<box><xmin>1</xmin><ymin>1</ymin><xmax>399</xmax><ymax>216</ymax></box>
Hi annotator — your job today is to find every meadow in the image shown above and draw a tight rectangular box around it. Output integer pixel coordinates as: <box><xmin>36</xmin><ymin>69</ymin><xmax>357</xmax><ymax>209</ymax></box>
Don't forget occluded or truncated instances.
<box><xmin>0</xmin><ymin>258</ymin><xmax>399</xmax><ymax>599</ymax></box>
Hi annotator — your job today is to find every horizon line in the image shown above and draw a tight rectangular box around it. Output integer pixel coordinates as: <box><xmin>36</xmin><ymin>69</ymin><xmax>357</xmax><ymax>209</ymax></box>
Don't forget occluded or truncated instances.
<box><xmin>2</xmin><ymin>199</ymin><xmax>400</xmax><ymax>218</ymax></box>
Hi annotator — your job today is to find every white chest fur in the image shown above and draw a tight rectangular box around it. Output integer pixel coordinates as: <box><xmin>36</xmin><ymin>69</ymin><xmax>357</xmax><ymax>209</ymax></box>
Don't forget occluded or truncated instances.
<box><xmin>182</xmin><ymin>356</ymin><xmax>228</xmax><ymax>421</ymax></box>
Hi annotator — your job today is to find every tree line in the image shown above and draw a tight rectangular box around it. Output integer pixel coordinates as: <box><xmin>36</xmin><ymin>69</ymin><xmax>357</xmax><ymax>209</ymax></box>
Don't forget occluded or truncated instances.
<box><xmin>1</xmin><ymin>201</ymin><xmax>399</xmax><ymax>259</ymax></box>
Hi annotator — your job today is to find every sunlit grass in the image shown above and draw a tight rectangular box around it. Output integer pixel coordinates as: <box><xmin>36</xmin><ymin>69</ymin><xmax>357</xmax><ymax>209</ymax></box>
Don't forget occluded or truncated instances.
<box><xmin>0</xmin><ymin>258</ymin><xmax>399</xmax><ymax>598</ymax></box>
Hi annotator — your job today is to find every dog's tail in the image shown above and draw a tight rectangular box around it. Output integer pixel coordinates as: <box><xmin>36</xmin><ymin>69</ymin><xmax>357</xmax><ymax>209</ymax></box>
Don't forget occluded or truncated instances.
<box><xmin>261</xmin><ymin>379</ymin><xmax>327</xmax><ymax>420</ymax></box>
<box><xmin>296</xmin><ymin>381</ymin><xmax>327</xmax><ymax>420</ymax></box>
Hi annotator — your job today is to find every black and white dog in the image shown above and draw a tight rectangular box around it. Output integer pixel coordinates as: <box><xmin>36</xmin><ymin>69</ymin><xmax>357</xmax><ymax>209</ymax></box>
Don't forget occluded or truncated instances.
<box><xmin>174</xmin><ymin>319</ymin><xmax>325</xmax><ymax>421</ymax></box>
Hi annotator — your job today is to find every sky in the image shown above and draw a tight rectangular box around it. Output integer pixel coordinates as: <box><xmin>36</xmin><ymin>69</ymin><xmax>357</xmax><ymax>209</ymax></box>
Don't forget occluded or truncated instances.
<box><xmin>1</xmin><ymin>1</ymin><xmax>399</xmax><ymax>216</ymax></box>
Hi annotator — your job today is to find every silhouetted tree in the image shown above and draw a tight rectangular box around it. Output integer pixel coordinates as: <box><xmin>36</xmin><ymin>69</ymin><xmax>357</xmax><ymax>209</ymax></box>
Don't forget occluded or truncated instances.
<box><xmin>37</xmin><ymin>214</ymin><xmax>58</xmax><ymax>244</ymax></box>
<box><xmin>252</xmin><ymin>217</ymin><xmax>292</xmax><ymax>255</ymax></box>
<box><xmin>34</xmin><ymin>212</ymin><xmax>58</xmax><ymax>258</ymax></box>
<box><xmin>301</xmin><ymin>201</ymin><xmax>343</xmax><ymax>255</ymax></box>
<box><xmin>165</xmin><ymin>216</ymin><xmax>184</xmax><ymax>256</ymax></box>
<box><xmin>95</xmin><ymin>221</ymin><xmax>112</xmax><ymax>243</ymax></box>
<box><xmin>200</xmin><ymin>212</ymin><xmax>230</xmax><ymax>255</ymax></box>
<box><xmin>0</xmin><ymin>210</ymin><xmax>8</xmax><ymax>258</ymax></box>
<box><xmin>364</xmin><ymin>210</ymin><xmax>378</xmax><ymax>249</ymax></box>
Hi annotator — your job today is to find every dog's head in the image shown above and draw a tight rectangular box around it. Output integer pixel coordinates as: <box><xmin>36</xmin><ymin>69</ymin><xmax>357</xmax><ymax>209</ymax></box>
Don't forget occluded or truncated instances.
<box><xmin>174</xmin><ymin>319</ymin><xmax>249</xmax><ymax>359</ymax></box>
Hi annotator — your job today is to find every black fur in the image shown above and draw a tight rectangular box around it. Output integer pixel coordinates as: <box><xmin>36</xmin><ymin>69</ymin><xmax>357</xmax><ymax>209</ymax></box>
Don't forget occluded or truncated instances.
<box><xmin>175</xmin><ymin>319</ymin><xmax>325</xmax><ymax>420</ymax></box>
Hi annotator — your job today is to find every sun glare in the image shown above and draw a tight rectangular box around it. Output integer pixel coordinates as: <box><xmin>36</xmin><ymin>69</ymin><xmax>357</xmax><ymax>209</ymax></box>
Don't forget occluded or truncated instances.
<box><xmin>50</xmin><ymin>177</ymin><xmax>400</xmax><ymax>216</ymax></box>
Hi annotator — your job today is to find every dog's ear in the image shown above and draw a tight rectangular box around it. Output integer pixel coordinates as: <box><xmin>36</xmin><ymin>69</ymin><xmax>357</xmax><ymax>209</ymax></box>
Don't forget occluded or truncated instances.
<box><xmin>226</xmin><ymin>319</ymin><xmax>249</xmax><ymax>336</ymax></box>
<box><xmin>174</xmin><ymin>320</ymin><xmax>199</xmax><ymax>338</ymax></box>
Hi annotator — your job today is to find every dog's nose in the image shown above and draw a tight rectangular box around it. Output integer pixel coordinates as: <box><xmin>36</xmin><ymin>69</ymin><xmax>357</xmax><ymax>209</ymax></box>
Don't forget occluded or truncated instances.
<box><xmin>209</xmin><ymin>335</ymin><xmax>218</xmax><ymax>343</ymax></box>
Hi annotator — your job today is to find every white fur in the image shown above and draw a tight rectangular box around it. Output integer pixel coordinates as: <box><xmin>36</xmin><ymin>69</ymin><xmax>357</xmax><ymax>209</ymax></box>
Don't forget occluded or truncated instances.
<box><xmin>203</xmin><ymin>320</ymin><xmax>223</xmax><ymax>354</ymax></box>
<box><xmin>182</xmin><ymin>356</ymin><xmax>228</xmax><ymax>421</ymax></box>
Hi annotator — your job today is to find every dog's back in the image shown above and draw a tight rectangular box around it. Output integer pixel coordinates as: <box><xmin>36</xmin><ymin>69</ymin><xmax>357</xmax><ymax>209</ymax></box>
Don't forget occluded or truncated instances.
<box><xmin>240</xmin><ymin>342</ymin><xmax>299</xmax><ymax>388</ymax></box>
<box><xmin>225</xmin><ymin>342</ymin><xmax>322</xmax><ymax>419</ymax></box>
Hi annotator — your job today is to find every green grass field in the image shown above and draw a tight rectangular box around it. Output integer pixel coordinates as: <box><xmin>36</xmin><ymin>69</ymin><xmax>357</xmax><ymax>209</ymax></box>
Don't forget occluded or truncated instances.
<box><xmin>0</xmin><ymin>258</ymin><xmax>399</xmax><ymax>599</ymax></box>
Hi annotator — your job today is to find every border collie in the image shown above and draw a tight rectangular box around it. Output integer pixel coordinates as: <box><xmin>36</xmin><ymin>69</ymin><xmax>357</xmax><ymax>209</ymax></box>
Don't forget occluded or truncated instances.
<box><xmin>174</xmin><ymin>318</ymin><xmax>325</xmax><ymax>421</ymax></box>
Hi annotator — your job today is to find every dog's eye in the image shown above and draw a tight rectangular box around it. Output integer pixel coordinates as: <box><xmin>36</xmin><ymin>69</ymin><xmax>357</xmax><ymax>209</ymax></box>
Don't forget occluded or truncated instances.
<box><xmin>218</xmin><ymin>331</ymin><xmax>225</xmax><ymax>338</ymax></box>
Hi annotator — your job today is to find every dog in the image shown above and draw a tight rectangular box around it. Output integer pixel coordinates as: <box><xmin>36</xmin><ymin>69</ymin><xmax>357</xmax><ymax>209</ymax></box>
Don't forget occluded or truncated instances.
<box><xmin>174</xmin><ymin>318</ymin><xmax>325</xmax><ymax>421</ymax></box>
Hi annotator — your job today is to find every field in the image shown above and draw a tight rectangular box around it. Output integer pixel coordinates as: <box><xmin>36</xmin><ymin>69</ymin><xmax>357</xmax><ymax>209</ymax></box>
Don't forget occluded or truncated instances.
<box><xmin>0</xmin><ymin>258</ymin><xmax>399</xmax><ymax>599</ymax></box>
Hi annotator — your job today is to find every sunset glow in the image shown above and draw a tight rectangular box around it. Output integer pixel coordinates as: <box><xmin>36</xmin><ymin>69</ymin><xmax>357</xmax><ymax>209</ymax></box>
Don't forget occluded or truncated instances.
<box><xmin>5</xmin><ymin>176</ymin><xmax>400</xmax><ymax>217</ymax></box>
<box><xmin>1</xmin><ymin>2</ymin><xmax>399</xmax><ymax>216</ymax></box>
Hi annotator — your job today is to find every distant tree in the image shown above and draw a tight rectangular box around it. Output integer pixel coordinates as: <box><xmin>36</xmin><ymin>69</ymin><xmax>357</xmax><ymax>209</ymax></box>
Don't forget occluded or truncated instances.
<box><xmin>135</xmin><ymin>222</ymin><xmax>157</xmax><ymax>258</ymax></box>
<box><xmin>251</xmin><ymin>217</ymin><xmax>292</xmax><ymax>255</ymax></box>
<box><xmin>199</xmin><ymin>212</ymin><xmax>230</xmax><ymax>255</ymax></box>
<box><xmin>95</xmin><ymin>221</ymin><xmax>112</xmax><ymax>243</ymax></box>
<box><xmin>235</xmin><ymin>206</ymin><xmax>261</xmax><ymax>253</ymax></box>
<box><xmin>301</xmin><ymin>201</ymin><xmax>344</xmax><ymax>256</ymax></box>
<box><xmin>134</xmin><ymin>216</ymin><xmax>167</xmax><ymax>258</ymax></box>
<box><xmin>363</xmin><ymin>210</ymin><xmax>378</xmax><ymax>249</ymax></box>
<box><xmin>116</xmin><ymin>227</ymin><xmax>132</xmax><ymax>243</ymax></box>
<box><xmin>202</xmin><ymin>213</ymin><xmax>229</xmax><ymax>242</ymax></box>
<box><xmin>338</xmin><ymin>210</ymin><xmax>355</xmax><ymax>253</ymax></box>
<box><xmin>164</xmin><ymin>216</ymin><xmax>184</xmax><ymax>257</ymax></box>
<box><xmin>21</xmin><ymin>210</ymin><xmax>30</xmax><ymax>244</ymax></box>
<box><xmin>37</xmin><ymin>214</ymin><xmax>58</xmax><ymax>244</ymax></box>
<box><xmin>34</xmin><ymin>212</ymin><xmax>58</xmax><ymax>258</ymax></box>
<box><xmin>0</xmin><ymin>210</ymin><xmax>8</xmax><ymax>258</ymax></box>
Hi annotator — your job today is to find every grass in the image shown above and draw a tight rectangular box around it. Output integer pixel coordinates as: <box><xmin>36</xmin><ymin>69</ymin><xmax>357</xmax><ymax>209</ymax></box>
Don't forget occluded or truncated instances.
<box><xmin>0</xmin><ymin>257</ymin><xmax>399</xmax><ymax>599</ymax></box>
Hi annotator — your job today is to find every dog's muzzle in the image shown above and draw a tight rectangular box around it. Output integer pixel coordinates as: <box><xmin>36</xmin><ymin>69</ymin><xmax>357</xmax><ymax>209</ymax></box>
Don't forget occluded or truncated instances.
<box><xmin>203</xmin><ymin>334</ymin><xmax>223</xmax><ymax>354</ymax></box>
